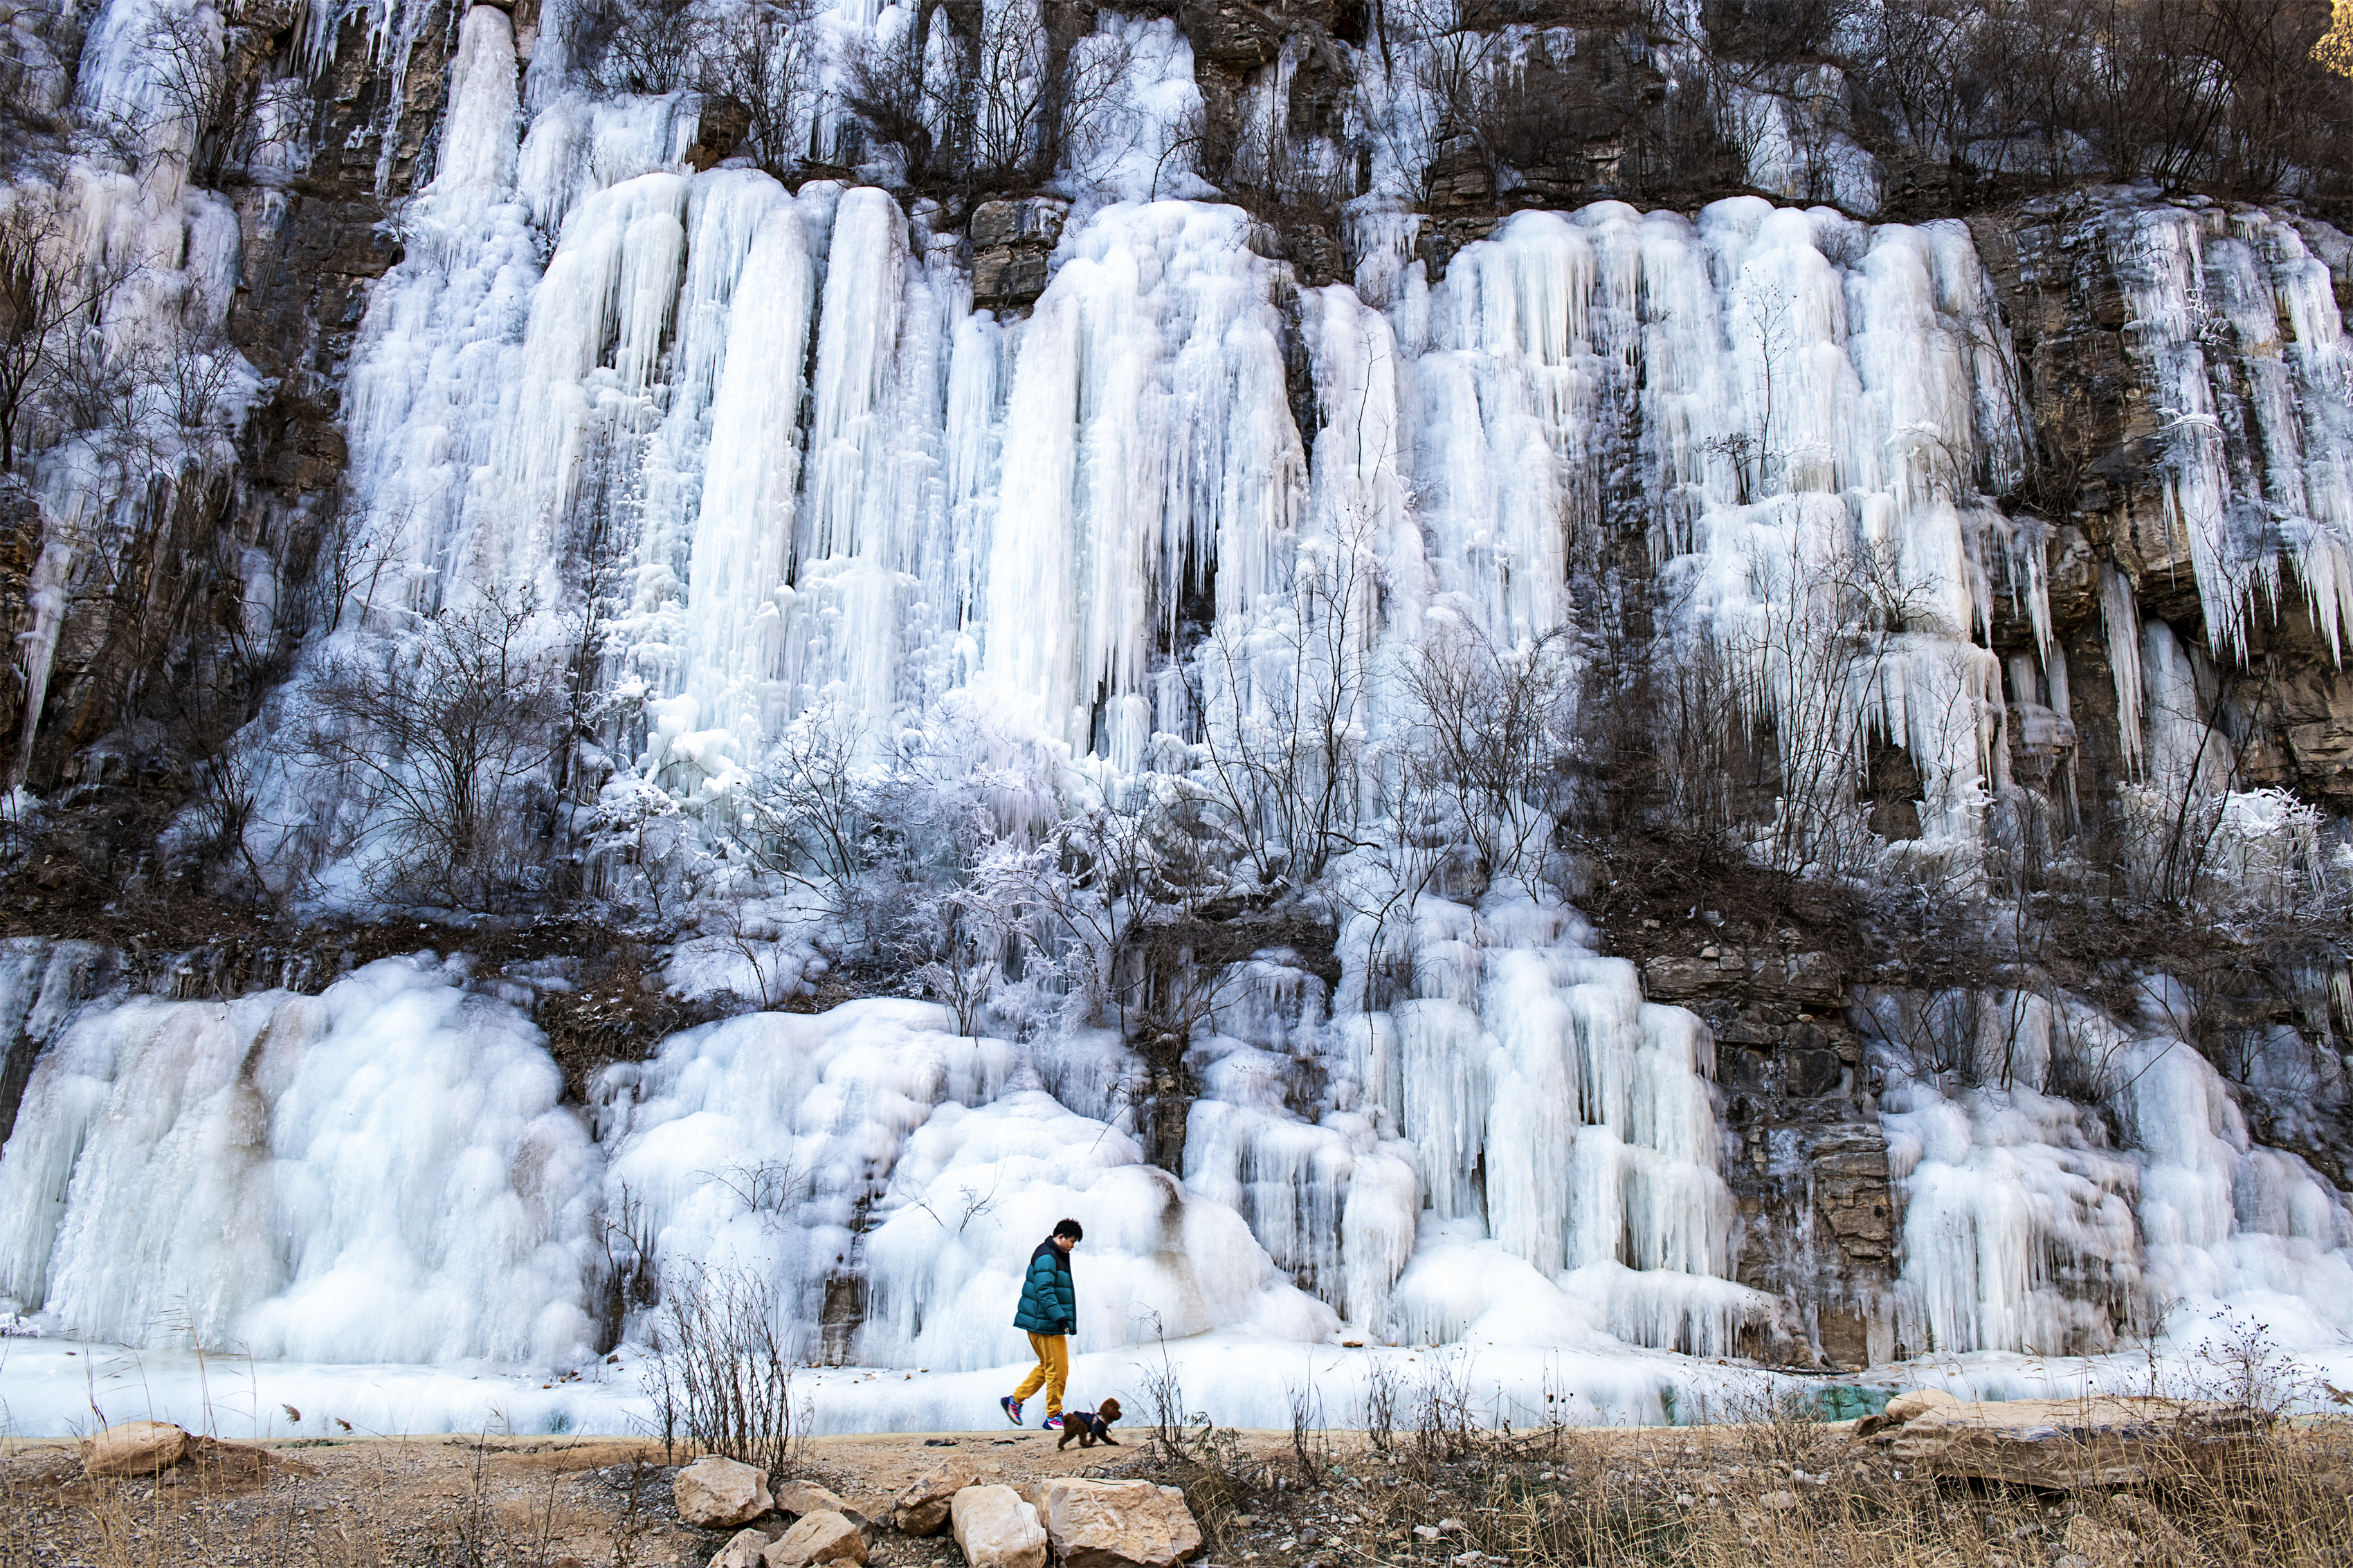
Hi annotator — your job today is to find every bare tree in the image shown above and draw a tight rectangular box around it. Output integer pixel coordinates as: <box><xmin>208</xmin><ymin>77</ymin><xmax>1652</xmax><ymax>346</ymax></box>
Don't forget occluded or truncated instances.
<box><xmin>841</xmin><ymin>22</ymin><xmax>943</xmax><ymax>179</ymax></box>
<box><xmin>1191</xmin><ymin>535</ymin><xmax>1380</xmax><ymax>894</ymax></box>
<box><xmin>726</xmin><ymin>698</ymin><xmax>869</xmax><ymax>911</ymax></box>
<box><xmin>902</xmin><ymin>837</ymin><xmax>1057</xmax><ymax>1033</ymax></box>
<box><xmin>305</xmin><ymin>590</ymin><xmax>572</xmax><ymax>909</ymax></box>
<box><xmin>140</xmin><ymin>4</ymin><xmax>304</xmax><ymax>185</ymax></box>
<box><xmin>1710</xmin><ymin>529</ymin><xmax>1956</xmax><ymax>881</ymax></box>
<box><xmin>1401</xmin><ymin>621</ymin><xmax>1576</xmax><ymax>897</ymax></box>
<box><xmin>581</xmin><ymin>0</ymin><xmax>707</xmax><ymax>96</ymax></box>
<box><xmin>842</xmin><ymin>0</ymin><xmax>1135</xmax><ymax>188</ymax></box>
<box><xmin>0</xmin><ymin>185</ymin><xmax>140</xmax><ymax>472</ymax></box>
<box><xmin>697</xmin><ymin>0</ymin><xmax>820</xmax><ymax>180</ymax></box>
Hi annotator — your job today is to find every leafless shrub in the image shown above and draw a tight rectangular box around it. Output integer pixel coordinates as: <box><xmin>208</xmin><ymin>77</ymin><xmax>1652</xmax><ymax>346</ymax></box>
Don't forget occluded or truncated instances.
<box><xmin>1401</xmin><ymin>621</ymin><xmax>1574</xmax><ymax>898</ymax></box>
<box><xmin>1134</xmin><ymin>1310</ymin><xmax>1226</xmax><ymax>1466</ymax></box>
<box><xmin>1286</xmin><ymin>1375</ymin><xmax>1327</xmax><ymax>1482</ymax></box>
<box><xmin>1868</xmin><ymin>987</ymin><xmax>1984</xmax><ymax>1084</ymax></box>
<box><xmin>0</xmin><ymin>183</ymin><xmax>141</xmax><ymax>472</ymax></box>
<box><xmin>643</xmin><ymin>1263</ymin><xmax>808</xmax><ymax>1478</ymax></box>
<box><xmin>598</xmin><ymin>1179</ymin><xmax>660</xmax><ymax>1346</ymax></box>
<box><xmin>303</xmin><ymin>590</ymin><xmax>572</xmax><ymax>911</ymax></box>
<box><xmin>697</xmin><ymin>0</ymin><xmax>819</xmax><ymax>180</ymax></box>
<box><xmin>579</xmin><ymin>0</ymin><xmax>707</xmax><ymax>95</ymax></box>
<box><xmin>1409</xmin><ymin>1351</ymin><xmax>1482</xmax><ymax>1463</ymax></box>
<box><xmin>1361</xmin><ymin>1360</ymin><xmax>1401</xmax><ymax>1454</ymax></box>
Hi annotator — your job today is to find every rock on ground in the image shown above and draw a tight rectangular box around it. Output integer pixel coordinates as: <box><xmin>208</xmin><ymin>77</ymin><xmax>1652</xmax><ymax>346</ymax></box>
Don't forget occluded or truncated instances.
<box><xmin>676</xmin><ymin>1456</ymin><xmax>775</xmax><ymax>1529</ymax></box>
<box><xmin>764</xmin><ymin>1508</ymin><xmax>867</xmax><ymax>1568</ymax></box>
<box><xmin>952</xmin><ymin>1484</ymin><xmax>1049</xmax><ymax>1568</ymax></box>
<box><xmin>1035</xmin><ymin>1477</ymin><xmax>1203</xmax><ymax>1568</ymax></box>
<box><xmin>894</xmin><ymin>1456</ymin><xmax>979</xmax><ymax>1536</ymax></box>
<box><xmin>711</xmin><ymin>1528</ymin><xmax>776</xmax><ymax>1568</ymax></box>
<box><xmin>84</xmin><ymin>1421</ymin><xmax>190</xmax><ymax>1477</ymax></box>
<box><xmin>1882</xmin><ymin>1387</ymin><xmax>1963</xmax><ymax>1423</ymax></box>
<box><xmin>1879</xmin><ymin>1396</ymin><xmax>2263</xmax><ymax>1488</ymax></box>
<box><xmin>773</xmin><ymin>1480</ymin><xmax>846</xmax><ymax>1517</ymax></box>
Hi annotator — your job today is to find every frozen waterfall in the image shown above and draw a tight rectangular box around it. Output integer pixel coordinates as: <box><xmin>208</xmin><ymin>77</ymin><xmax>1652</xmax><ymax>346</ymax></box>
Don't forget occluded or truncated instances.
<box><xmin>5</xmin><ymin>0</ymin><xmax>2353</xmax><ymax>1437</ymax></box>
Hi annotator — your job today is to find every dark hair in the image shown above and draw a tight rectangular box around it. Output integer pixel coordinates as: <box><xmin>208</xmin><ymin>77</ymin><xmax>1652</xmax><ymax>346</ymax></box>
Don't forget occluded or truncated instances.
<box><xmin>1053</xmin><ymin>1218</ymin><xmax>1084</xmax><ymax>1241</ymax></box>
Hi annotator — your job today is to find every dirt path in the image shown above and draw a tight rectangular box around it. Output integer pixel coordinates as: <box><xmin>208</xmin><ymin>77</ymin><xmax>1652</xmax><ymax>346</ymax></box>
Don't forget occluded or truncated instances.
<box><xmin>12</xmin><ymin>1416</ymin><xmax>2347</xmax><ymax>1568</ymax></box>
<box><xmin>0</xmin><ymin>1426</ymin><xmax>1316</xmax><ymax>1567</ymax></box>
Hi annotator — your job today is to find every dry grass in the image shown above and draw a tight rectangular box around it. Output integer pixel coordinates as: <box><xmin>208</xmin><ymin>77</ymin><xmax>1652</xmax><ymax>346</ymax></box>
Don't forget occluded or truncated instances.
<box><xmin>0</xmin><ymin>1436</ymin><xmax>691</xmax><ymax>1568</ymax></box>
<box><xmin>2</xmin><ymin>1399</ymin><xmax>2347</xmax><ymax>1567</ymax></box>
<box><xmin>1148</xmin><ymin>1408</ymin><xmax>2353</xmax><ymax>1568</ymax></box>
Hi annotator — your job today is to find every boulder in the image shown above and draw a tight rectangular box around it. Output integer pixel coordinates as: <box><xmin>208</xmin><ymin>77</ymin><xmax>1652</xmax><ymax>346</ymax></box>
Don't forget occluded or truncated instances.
<box><xmin>764</xmin><ymin>1509</ymin><xmax>867</xmax><ymax>1568</ymax></box>
<box><xmin>713</xmin><ymin>1529</ymin><xmax>776</xmax><ymax>1568</ymax></box>
<box><xmin>1035</xmin><ymin>1478</ymin><xmax>1203</xmax><ymax>1568</ymax></box>
<box><xmin>772</xmin><ymin>1480</ymin><xmax>846</xmax><ymax>1518</ymax></box>
<box><xmin>84</xmin><ymin>1421</ymin><xmax>190</xmax><ymax>1476</ymax></box>
<box><xmin>676</xmin><ymin>1456</ymin><xmax>775</xmax><ymax>1529</ymax></box>
<box><xmin>894</xmin><ymin>1455</ymin><xmax>979</xmax><ymax>1535</ymax></box>
<box><xmin>952</xmin><ymin>1484</ymin><xmax>1049</xmax><ymax>1568</ymax></box>
<box><xmin>968</xmin><ymin>198</ymin><xmax>1066</xmax><ymax>250</ymax></box>
<box><xmin>968</xmin><ymin>199</ymin><xmax>1068</xmax><ymax>310</ymax></box>
<box><xmin>1882</xmin><ymin>1387</ymin><xmax>1963</xmax><ymax>1423</ymax></box>
<box><xmin>1880</xmin><ymin>1396</ymin><xmax>2264</xmax><ymax>1488</ymax></box>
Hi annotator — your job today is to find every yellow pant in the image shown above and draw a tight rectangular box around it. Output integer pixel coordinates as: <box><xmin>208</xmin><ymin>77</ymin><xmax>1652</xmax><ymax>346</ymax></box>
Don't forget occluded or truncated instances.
<box><xmin>1011</xmin><ymin>1331</ymin><xmax>1068</xmax><ymax>1416</ymax></box>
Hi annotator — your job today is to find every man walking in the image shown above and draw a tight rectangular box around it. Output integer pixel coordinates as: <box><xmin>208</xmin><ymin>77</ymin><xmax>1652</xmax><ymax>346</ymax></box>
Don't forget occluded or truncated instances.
<box><xmin>1001</xmin><ymin>1219</ymin><xmax>1082</xmax><ymax>1431</ymax></box>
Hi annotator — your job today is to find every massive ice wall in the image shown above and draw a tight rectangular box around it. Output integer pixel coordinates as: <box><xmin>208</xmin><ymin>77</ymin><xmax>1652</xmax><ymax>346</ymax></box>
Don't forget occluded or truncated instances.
<box><xmin>6</xmin><ymin>0</ymin><xmax>2353</xmax><ymax>1413</ymax></box>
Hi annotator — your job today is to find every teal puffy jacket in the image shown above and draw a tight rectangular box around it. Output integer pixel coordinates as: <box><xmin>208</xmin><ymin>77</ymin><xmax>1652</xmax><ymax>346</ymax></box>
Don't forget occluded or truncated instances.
<box><xmin>1012</xmin><ymin>1237</ymin><xmax>1075</xmax><ymax>1335</ymax></box>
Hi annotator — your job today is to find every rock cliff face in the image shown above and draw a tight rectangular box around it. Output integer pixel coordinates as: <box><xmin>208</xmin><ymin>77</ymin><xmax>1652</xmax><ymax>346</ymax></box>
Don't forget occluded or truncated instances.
<box><xmin>0</xmin><ymin>0</ymin><xmax>2350</xmax><ymax>1406</ymax></box>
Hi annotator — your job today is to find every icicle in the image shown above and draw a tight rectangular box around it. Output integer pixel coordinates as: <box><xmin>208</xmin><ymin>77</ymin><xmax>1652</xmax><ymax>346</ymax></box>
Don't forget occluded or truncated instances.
<box><xmin>2100</xmin><ymin>565</ymin><xmax>2144</xmax><ymax>773</ymax></box>
<box><xmin>669</xmin><ymin>194</ymin><xmax>820</xmax><ymax>783</ymax></box>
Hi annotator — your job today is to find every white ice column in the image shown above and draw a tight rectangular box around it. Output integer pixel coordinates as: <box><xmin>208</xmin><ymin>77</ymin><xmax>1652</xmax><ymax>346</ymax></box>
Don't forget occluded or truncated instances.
<box><xmin>785</xmin><ymin>190</ymin><xmax>962</xmax><ymax>732</ymax></box>
<box><xmin>669</xmin><ymin>193</ymin><xmax>821</xmax><ymax>781</ymax></box>
<box><xmin>336</xmin><ymin>4</ymin><xmax>533</xmax><ymax>621</ymax></box>
<box><xmin>1402</xmin><ymin>209</ymin><xmax>1609</xmax><ymax>640</ymax></box>
<box><xmin>978</xmin><ymin>202</ymin><xmax>1302</xmax><ymax>755</ymax></box>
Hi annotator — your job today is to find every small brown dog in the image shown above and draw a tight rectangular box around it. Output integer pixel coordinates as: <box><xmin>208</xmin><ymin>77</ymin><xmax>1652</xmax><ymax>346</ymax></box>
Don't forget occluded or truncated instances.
<box><xmin>1054</xmin><ymin>1397</ymin><xmax>1123</xmax><ymax>1449</ymax></box>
